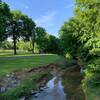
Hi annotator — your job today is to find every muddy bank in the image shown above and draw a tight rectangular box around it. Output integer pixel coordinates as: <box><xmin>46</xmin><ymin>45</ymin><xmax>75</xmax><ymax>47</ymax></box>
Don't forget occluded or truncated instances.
<box><xmin>0</xmin><ymin>64</ymin><xmax>57</xmax><ymax>93</ymax></box>
<box><xmin>62</xmin><ymin>65</ymin><xmax>85</xmax><ymax>100</ymax></box>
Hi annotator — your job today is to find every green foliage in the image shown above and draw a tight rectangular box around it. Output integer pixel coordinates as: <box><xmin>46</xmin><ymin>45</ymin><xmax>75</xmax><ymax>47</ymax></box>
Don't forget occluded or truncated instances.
<box><xmin>35</xmin><ymin>27</ymin><xmax>48</xmax><ymax>53</ymax></box>
<box><xmin>21</xmin><ymin>15</ymin><xmax>36</xmax><ymax>53</ymax></box>
<box><xmin>0</xmin><ymin>41</ymin><xmax>13</xmax><ymax>49</ymax></box>
<box><xmin>17</xmin><ymin>41</ymin><xmax>31</xmax><ymax>51</ymax></box>
<box><xmin>0</xmin><ymin>2</ymin><xmax>10</xmax><ymax>41</ymax></box>
<box><xmin>44</xmin><ymin>35</ymin><xmax>62</xmax><ymax>54</ymax></box>
<box><xmin>0</xmin><ymin>2</ymin><xmax>61</xmax><ymax>55</ymax></box>
<box><xmin>59</xmin><ymin>0</ymin><xmax>100</xmax><ymax>99</ymax></box>
<box><xmin>59</xmin><ymin>18</ymin><xmax>81</xmax><ymax>57</ymax></box>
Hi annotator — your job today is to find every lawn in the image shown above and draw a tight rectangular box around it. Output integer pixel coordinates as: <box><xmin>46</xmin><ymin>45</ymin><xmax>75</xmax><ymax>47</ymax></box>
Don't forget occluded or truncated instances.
<box><xmin>0</xmin><ymin>54</ymin><xmax>61</xmax><ymax>77</ymax></box>
<box><xmin>0</xmin><ymin>50</ymin><xmax>31</xmax><ymax>56</ymax></box>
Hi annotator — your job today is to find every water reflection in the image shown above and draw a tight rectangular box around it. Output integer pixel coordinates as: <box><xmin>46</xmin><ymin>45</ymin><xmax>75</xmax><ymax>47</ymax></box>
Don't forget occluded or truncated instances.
<box><xmin>31</xmin><ymin>76</ymin><xmax>66</xmax><ymax>100</ymax></box>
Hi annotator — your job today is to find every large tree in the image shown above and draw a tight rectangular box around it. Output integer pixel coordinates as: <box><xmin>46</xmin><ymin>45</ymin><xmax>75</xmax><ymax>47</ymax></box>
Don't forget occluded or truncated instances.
<box><xmin>75</xmin><ymin>0</ymin><xmax>100</xmax><ymax>96</ymax></box>
<box><xmin>59</xmin><ymin>0</ymin><xmax>100</xmax><ymax>99</ymax></box>
<box><xmin>6</xmin><ymin>10</ymin><xmax>26</xmax><ymax>54</ymax></box>
<box><xmin>59</xmin><ymin>18</ymin><xmax>80</xmax><ymax>57</ymax></box>
<box><xmin>0</xmin><ymin>2</ymin><xmax>10</xmax><ymax>42</ymax></box>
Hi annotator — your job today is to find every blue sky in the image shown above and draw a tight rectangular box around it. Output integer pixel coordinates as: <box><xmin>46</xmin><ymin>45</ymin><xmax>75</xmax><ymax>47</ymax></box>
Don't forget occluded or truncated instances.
<box><xmin>3</xmin><ymin>0</ymin><xmax>75</xmax><ymax>36</ymax></box>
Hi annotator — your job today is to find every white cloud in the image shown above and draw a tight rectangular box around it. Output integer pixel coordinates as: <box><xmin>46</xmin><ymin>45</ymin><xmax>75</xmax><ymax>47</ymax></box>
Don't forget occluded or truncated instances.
<box><xmin>25</xmin><ymin>5</ymin><xmax>29</xmax><ymax>9</ymax></box>
<box><xmin>35</xmin><ymin>11</ymin><xmax>57</xmax><ymax>28</ymax></box>
<box><xmin>65</xmin><ymin>4</ymin><xmax>74</xmax><ymax>9</ymax></box>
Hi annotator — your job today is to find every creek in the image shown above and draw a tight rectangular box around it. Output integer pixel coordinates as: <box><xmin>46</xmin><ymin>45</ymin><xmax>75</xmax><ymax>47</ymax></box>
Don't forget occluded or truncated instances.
<box><xmin>30</xmin><ymin>74</ymin><xmax>66</xmax><ymax>100</ymax></box>
<box><xmin>30</xmin><ymin>65</ymin><xmax>85</xmax><ymax>100</ymax></box>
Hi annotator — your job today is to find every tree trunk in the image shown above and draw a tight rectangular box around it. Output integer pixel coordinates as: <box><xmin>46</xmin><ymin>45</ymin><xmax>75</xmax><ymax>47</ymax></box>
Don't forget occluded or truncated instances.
<box><xmin>13</xmin><ymin>34</ymin><xmax>17</xmax><ymax>55</ymax></box>
<box><xmin>31</xmin><ymin>31</ymin><xmax>35</xmax><ymax>54</ymax></box>
<box><xmin>32</xmin><ymin>39</ymin><xmax>35</xmax><ymax>54</ymax></box>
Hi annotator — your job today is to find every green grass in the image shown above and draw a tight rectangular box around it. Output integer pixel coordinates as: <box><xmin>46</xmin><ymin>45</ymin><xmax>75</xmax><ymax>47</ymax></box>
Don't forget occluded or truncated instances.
<box><xmin>82</xmin><ymin>79</ymin><xmax>100</xmax><ymax>100</ymax></box>
<box><xmin>0</xmin><ymin>50</ymin><xmax>31</xmax><ymax>56</ymax></box>
<box><xmin>0</xmin><ymin>54</ymin><xmax>61</xmax><ymax>77</ymax></box>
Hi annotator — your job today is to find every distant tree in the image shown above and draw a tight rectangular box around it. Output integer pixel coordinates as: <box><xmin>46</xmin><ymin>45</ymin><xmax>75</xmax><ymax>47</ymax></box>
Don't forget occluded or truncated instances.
<box><xmin>44</xmin><ymin>35</ymin><xmax>62</xmax><ymax>54</ymax></box>
<box><xmin>21</xmin><ymin>16</ymin><xmax>36</xmax><ymax>53</ymax></box>
<box><xmin>1</xmin><ymin>41</ymin><xmax>13</xmax><ymax>49</ymax></box>
<box><xmin>17</xmin><ymin>40</ymin><xmax>32</xmax><ymax>51</ymax></box>
<box><xmin>35</xmin><ymin>27</ymin><xmax>47</xmax><ymax>53</ymax></box>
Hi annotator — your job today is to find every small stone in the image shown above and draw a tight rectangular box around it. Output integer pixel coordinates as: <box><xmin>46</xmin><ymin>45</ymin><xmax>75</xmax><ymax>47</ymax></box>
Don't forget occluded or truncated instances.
<box><xmin>11</xmin><ymin>80</ymin><xmax>17</xmax><ymax>84</ymax></box>
<box><xmin>34</xmin><ymin>93</ymin><xmax>40</xmax><ymax>98</ymax></box>
<box><xmin>12</xmin><ymin>83</ymin><xmax>17</xmax><ymax>87</ymax></box>
<box><xmin>6</xmin><ymin>74</ymin><xmax>10</xmax><ymax>78</ymax></box>
<box><xmin>0</xmin><ymin>87</ymin><xmax>6</xmax><ymax>92</ymax></box>
<box><xmin>31</xmin><ymin>90</ymin><xmax>38</xmax><ymax>95</ymax></box>
<box><xmin>39</xmin><ymin>87</ymin><xmax>44</xmax><ymax>91</ymax></box>
<box><xmin>10</xmin><ymin>74</ymin><xmax>14</xmax><ymax>78</ymax></box>
<box><xmin>19</xmin><ymin>97</ymin><xmax>25</xmax><ymax>100</ymax></box>
<box><xmin>43</xmin><ymin>86</ymin><xmax>48</xmax><ymax>89</ymax></box>
<box><xmin>7</xmin><ymin>77</ymin><xmax>12</xmax><ymax>81</ymax></box>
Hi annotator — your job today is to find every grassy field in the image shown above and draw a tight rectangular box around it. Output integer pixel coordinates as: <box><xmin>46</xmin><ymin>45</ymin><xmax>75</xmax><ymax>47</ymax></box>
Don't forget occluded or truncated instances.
<box><xmin>0</xmin><ymin>50</ymin><xmax>31</xmax><ymax>56</ymax></box>
<box><xmin>0</xmin><ymin>50</ymin><xmax>63</xmax><ymax>100</ymax></box>
<box><xmin>0</xmin><ymin>54</ymin><xmax>61</xmax><ymax>77</ymax></box>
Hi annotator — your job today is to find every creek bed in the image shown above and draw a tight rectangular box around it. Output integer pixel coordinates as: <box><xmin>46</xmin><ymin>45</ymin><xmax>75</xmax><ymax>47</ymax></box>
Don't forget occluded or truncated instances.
<box><xmin>30</xmin><ymin>76</ymin><xmax>66</xmax><ymax>100</ymax></box>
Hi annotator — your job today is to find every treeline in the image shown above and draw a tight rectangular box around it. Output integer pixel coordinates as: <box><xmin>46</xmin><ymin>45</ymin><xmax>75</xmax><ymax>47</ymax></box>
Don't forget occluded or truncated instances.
<box><xmin>0</xmin><ymin>2</ymin><xmax>61</xmax><ymax>54</ymax></box>
<box><xmin>59</xmin><ymin>0</ymin><xmax>100</xmax><ymax>99</ymax></box>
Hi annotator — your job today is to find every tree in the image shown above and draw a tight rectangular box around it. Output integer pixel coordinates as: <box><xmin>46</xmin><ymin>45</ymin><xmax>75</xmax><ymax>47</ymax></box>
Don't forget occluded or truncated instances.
<box><xmin>0</xmin><ymin>2</ymin><xmax>10</xmax><ymax>42</ymax></box>
<box><xmin>59</xmin><ymin>0</ymin><xmax>100</xmax><ymax>98</ymax></box>
<box><xmin>44</xmin><ymin>35</ymin><xmax>62</xmax><ymax>54</ymax></box>
<box><xmin>59</xmin><ymin>18</ymin><xmax>82</xmax><ymax>58</ymax></box>
<box><xmin>35</xmin><ymin>27</ymin><xmax>47</xmax><ymax>53</ymax></box>
<box><xmin>75</xmin><ymin>0</ymin><xmax>100</xmax><ymax>94</ymax></box>
<box><xmin>1</xmin><ymin>41</ymin><xmax>13</xmax><ymax>49</ymax></box>
<box><xmin>21</xmin><ymin>16</ymin><xmax>36</xmax><ymax>53</ymax></box>
<box><xmin>6</xmin><ymin>11</ymin><xmax>25</xmax><ymax>54</ymax></box>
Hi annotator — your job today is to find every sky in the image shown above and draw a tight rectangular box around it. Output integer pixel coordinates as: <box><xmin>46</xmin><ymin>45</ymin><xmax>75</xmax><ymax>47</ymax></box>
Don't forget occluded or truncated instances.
<box><xmin>3</xmin><ymin>0</ymin><xmax>75</xmax><ymax>36</ymax></box>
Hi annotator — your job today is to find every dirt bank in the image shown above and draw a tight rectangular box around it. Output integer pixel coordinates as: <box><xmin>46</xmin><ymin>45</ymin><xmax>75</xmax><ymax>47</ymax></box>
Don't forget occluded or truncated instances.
<box><xmin>0</xmin><ymin>63</ymin><xmax>58</xmax><ymax>93</ymax></box>
<box><xmin>62</xmin><ymin>65</ymin><xmax>85</xmax><ymax>100</ymax></box>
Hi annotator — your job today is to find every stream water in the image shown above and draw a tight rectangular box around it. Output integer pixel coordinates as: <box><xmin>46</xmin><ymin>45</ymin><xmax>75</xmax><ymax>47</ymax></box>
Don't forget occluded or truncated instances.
<box><xmin>30</xmin><ymin>66</ymin><xmax>85</xmax><ymax>100</ymax></box>
<box><xmin>31</xmin><ymin>76</ymin><xmax>66</xmax><ymax>100</ymax></box>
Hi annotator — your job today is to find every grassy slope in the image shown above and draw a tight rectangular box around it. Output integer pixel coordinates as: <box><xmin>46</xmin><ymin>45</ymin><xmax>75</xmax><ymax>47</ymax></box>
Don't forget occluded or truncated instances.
<box><xmin>0</xmin><ymin>54</ymin><xmax>61</xmax><ymax>77</ymax></box>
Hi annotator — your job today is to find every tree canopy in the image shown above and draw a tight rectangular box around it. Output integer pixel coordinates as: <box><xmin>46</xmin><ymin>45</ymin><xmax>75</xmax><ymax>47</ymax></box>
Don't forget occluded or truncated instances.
<box><xmin>59</xmin><ymin>0</ymin><xmax>100</xmax><ymax>98</ymax></box>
